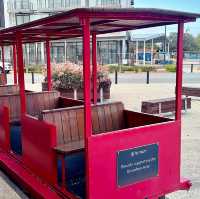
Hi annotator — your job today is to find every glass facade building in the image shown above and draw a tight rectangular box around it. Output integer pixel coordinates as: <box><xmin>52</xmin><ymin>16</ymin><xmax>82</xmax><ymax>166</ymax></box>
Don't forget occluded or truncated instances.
<box><xmin>0</xmin><ymin>0</ymin><xmax>5</xmax><ymax>27</ymax></box>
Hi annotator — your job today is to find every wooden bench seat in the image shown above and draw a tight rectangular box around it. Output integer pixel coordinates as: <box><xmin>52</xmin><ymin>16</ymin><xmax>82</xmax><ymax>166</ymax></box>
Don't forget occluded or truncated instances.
<box><xmin>182</xmin><ymin>86</ymin><xmax>200</xmax><ymax>97</ymax></box>
<box><xmin>0</xmin><ymin>91</ymin><xmax>60</xmax><ymax>121</ymax></box>
<box><xmin>0</xmin><ymin>91</ymin><xmax>83</xmax><ymax>122</ymax></box>
<box><xmin>54</xmin><ymin>140</ymin><xmax>84</xmax><ymax>155</ymax></box>
<box><xmin>41</xmin><ymin>102</ymin><xmax>125</xmax><ymax>145</ymax></box>
<box><xmin>141</xmin><ymin>97</ymin><xmax>191</xmax><ymax>115</ymax></box>
<box><xmin>0</xmin><ymin>85</ymin><xmax>19</xmax><ymax>95</ymax></box>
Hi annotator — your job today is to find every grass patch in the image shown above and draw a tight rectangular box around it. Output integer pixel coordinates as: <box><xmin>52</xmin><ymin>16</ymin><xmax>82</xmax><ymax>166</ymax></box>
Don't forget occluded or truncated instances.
<box><xmin>26</xmin><ymin>65</ymin><xmax>44</xmax><ymax>73</ymax></box>
<box><xmin>107</xmin><ymin>64</ymin><xmax>156</xmax><ymax>73</ymax></box>
<box><xmin>165</xmin><ymin>64</ymin><xmax>176</xmax><ymax>72</ymax></box>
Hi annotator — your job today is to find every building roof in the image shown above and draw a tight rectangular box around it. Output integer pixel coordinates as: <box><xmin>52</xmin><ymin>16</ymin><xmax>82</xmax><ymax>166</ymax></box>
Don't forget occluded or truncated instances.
<box><xmin>0</xmin><ymin>8</ymin><xmax>199</xmax><ymax>45</ymax></box>
<box><xmin>130</xmin><ymin>33</ymin><xmax>165</xmax><ymax>41</ymax></box>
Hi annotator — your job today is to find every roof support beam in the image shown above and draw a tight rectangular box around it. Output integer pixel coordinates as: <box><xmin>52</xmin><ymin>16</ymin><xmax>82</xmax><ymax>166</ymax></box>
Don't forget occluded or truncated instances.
<box><xmin>175</xmin><ymin>22</ymin><xmax>184</xmax><ymax>121</ymax></box>
<box><xmin>82</xmin><ymin>17</ymin><xmax>91</xmax><ymax>199</ymax></box>
<box><xmin>1</xmin><ymin>45</ymin><xmax>6</xmax><ymax>85</ymax></box>
<box><xmin>45</xmin><ymin>40</ymin><xmax>52</xmax><ymax>91</ymax></box>
<box><xmin>92</xmin><ymin>33</ymin><xmax>97</xmax><ymax>105</ymax></box>
<box><xmin>16</xmin><ymin>33</ymin><xmax>26</xmax><ymax>115</ymax></box>
<box><xmin>13</xmin><ymin>44</ymin><xmax>17</xmax><ymax>84</ymax></box>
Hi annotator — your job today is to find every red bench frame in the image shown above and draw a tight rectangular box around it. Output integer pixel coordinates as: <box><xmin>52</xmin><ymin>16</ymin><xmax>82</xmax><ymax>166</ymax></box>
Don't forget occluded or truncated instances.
<box><xmin>0</xmin><ymin>7</ymin><xmax>199</xmax><ymax>199</ymax></box>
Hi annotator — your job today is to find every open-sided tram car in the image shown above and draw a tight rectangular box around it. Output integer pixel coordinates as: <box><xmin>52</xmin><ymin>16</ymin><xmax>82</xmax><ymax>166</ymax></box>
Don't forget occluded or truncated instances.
<box><xmin>0</xmin><ymin>8</ymin><xmax>199</xmax><ymax>199</ymax></box>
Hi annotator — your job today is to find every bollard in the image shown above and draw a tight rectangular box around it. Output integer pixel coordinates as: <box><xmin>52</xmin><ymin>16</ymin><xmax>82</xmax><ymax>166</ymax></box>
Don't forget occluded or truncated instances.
<box><xmin>100</xmin><ymin>87</ymin><xmax>104</xmax><ymax>103</ymax></box>
<box><xmin>4</xmin><ymin>72</ymin><xmax>7</xmax><ymax>84</ymax></box>
<box><xmin>115</xmin><ymin>69</ymin><xmax>118</xmax><ymax>84</ymax></box>
<box><xmin>31</xmin><ymin>72</ymin><xmax>35</xmax><ymax>84</ymax></box>
<box><xmin>191</xmin><ymin>64</ymin><xmax>194</xmax><ymax>73</ymax></box>
<box><xmin>146</xmin><ymin>70</ymin><xmax>150</xmax><ymax>84</ymax></box>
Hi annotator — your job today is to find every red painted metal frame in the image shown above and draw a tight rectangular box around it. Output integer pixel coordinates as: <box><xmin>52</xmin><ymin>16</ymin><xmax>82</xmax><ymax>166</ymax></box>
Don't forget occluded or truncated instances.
<box><xmin>87</xmin><ymin>121</ymin><xmax>184</xmax><ymax>199</ymax></box>
<box><xmin>0</xmin><ymin>8</ymin><xmax>199</xmax><ymax>45</ymax></box>
<box><xmin>92</xmin><ymin>33</ymin><xmax>97</xmax><ymax>104</ymax></box>
<box><xmin>82</xmin><ymin>17</ymin><xmax>92</xmax><ymax>199</ymax></box>
<box><xmin>16</xmin><ymin>33</ymin><xmax>26</xmax><ymax>115</ymax></box>
<box><xmin>175</xmin><ymin>22</ymin><xmax>184</xmax><ymax>121</ymax></box>
<box><xmin>1</xmin><ymin>45</ymin><xmax>6</xmax><ymax>85</ymax></box>
<box><xmin>13</xmin><ymin>44</ymin><xmax>17</xmax><ymax>85</ymax></box>
<box><xmin>0</xmin><ymin>106</ymin><xmax>10</xmax><ymax>152</ymax></box>
<box><xmin>46</xmin><ymin>40</ymin><xmax>52</xmax><ymax>91</ymax></box>
<box><xmin>22</xmin><ymin>115</ymin><xmax>57</xmax><ymax>185</ymax></box>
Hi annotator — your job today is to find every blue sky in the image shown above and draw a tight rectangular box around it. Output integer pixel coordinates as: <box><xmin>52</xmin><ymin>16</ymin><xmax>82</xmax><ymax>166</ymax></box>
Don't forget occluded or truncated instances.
<box><xmin>134</xmin><ymin>0</ymin><xmax>200</xmax><ymax>36</ymax></box>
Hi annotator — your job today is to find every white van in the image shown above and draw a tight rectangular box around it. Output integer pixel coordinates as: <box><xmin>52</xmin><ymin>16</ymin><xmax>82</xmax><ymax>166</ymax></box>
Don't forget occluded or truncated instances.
<box><xmin>0</xmin><ymin>62</ymin><xmax>13</xmax><ymax>73</ymax></box>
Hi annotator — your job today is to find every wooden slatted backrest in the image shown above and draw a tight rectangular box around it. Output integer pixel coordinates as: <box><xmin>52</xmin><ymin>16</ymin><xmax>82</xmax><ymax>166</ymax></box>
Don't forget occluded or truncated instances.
<box><xmin>41</xmin><ymin>102</ymin><xmax>124</xmax><ymax>145</ymax></box>
<box><xmin>26</xmin><ymin>91</ymin><xmax>60</xmax><ymax>117</ymax></box>
<box><xmin>0</xmin><ymin>91</ymin><xmax>60</xmax><ymax>121</ymax></box>
<box><xmin>0</xmin><ymin>85</ymin><xmax>19</xmax><ymax>95</ymax></box>
<box><xmin>0</xmin><ymin>94</ymin><xmax>20</xmax><ymax>121</ymax></box>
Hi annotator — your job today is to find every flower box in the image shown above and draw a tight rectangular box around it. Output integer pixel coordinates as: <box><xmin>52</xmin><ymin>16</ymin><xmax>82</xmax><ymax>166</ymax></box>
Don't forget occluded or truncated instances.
<box><xmin>42</xmin><ymin>82</ymin><xmax>110</xmax><ymax>100</ymax></box>
<box><xmin>42</xmin><ymin>62</ymin><xmax>111</xmax><ymax>100</ymax></box>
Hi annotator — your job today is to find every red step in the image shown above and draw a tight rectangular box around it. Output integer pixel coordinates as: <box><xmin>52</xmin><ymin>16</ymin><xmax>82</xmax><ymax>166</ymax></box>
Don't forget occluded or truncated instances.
<box><xmin>0</xmin><ymin>151</ymin><xmax>63</xmax><ymax>199</ymax></box>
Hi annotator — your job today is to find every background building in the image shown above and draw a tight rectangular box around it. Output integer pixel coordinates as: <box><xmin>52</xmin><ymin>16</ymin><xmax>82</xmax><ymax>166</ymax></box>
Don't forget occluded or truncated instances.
<box><xmin>0</xmin><ymin>0</ymin><xmax>5</xmax><ymax>28</ymax></box>
<box><xmin>4</xmin><ymin>0</ymin><xmax>134</xmax><ymax>65</ymax></box>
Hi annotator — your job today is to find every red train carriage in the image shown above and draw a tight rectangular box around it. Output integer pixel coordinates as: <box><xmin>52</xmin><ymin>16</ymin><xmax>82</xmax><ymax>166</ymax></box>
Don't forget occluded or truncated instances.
<box><xmin>0</xmin><ymin>8</ymin><xmax>199</xmax><ymax>199</ymax></box>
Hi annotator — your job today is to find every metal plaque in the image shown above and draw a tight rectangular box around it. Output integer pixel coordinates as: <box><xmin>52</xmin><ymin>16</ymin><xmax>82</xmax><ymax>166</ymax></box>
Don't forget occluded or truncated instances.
<box><xmin>117</xmin><ymin>143</ymin><xmax>159</xmax><ymax>187</ymax></box>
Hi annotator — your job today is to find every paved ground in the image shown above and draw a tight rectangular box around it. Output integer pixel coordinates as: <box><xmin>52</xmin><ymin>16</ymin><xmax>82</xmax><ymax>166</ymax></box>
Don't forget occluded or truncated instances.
<box><xmin>0</xmin><ymin>73</ymin><xmax>200</xmax><ymax>198</ymax></box>
<box><xmin>110</xmin><ymin>71</ymin><xmax>200</xmax><ymax>84</ymax></box>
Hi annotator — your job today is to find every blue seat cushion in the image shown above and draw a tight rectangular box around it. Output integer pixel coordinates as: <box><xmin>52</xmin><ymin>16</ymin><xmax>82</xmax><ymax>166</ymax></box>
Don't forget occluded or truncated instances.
<box><xmin>57</xmin><ymin>151</ymin><xmax>85</xmax><ymax>199</ymax></box>
<box><xmin>10</xmin><ymin>121</ymin><xmax>22</xmax><ymax>155</ymax></box>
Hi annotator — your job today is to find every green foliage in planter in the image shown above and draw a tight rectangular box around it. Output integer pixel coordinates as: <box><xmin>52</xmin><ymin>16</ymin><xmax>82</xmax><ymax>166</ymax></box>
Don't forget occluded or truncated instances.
<box><xmin>52</xmin><ymin>71</ymin><xmax>82</xmax><ymax>90</ymax></box>
<box><xmin>45</xmin><ymin>62</ymin><xmax>112</xmax><ymax>90</ymax></box>
<box><xmin>165</xmin><ymin>64</ymin><xmax>176</xmax><ymax>72</ymax></box>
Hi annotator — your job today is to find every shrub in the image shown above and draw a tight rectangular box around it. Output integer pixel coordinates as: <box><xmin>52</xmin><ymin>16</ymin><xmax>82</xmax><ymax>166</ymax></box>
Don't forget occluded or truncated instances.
<box><xmin>165</xmin><ymin>64</ymin><xmax>176</xmax><ymax>72</ymax></box>
<box><xmin>44</xmin><ymin>62</ymin><xmax>111</xmax><ymax>90</ymax></box>
<box><xmin>140</xmin><ymin>66</ymin><xmax>156</xmax><ymax>72</ymax></box>
<box><xmin>26</xmin><ymin>65</ymin><xmax>44</xmax><ymax>73</ymax></box>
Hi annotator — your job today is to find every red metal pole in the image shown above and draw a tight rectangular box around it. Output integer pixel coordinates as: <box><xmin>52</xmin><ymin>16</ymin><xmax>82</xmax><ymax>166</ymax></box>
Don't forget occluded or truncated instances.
<box><xmin>16</xmin><ymin>33</ymin><xmax>26</xmax><ymax>115</ymax></box>
<box><xmin>82</xmin><ymin>17</ymin><xmax>92</xmax><ymax>199</ymax></box>
<box><xmin>46</xmin><ymin>39</ymin><xmax>52</xmax><ymax>91</ymax></box>
<box><xmin>92</xmin><ymin>33</ymin><xmax>97</xmax><ymax>104</ymax></box>
<box><xmin>175</xmin><ymin>22</ymin><xmax>184</xmax><ymax>120</ymax></box>
<box><xmin>1</xmin><ymin>45</ymin><xmax>6</xmax><ymax>85</ymax></box>
<box><xmin>13</xmin><ymin>44</ymin><xmax>17</xmax><ymax>84</ymax></box>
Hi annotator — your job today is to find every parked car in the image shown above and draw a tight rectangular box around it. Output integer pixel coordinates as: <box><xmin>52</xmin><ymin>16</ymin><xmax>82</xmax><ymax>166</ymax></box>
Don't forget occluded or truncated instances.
<box><xmin>0</xmin><ymin>62</ymin><xmax>13</xmax><ymax>73</ymax></box>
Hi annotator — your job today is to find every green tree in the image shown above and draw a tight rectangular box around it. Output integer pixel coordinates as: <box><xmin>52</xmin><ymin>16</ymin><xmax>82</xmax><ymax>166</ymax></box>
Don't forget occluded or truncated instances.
<box><xmin>168</xmin><ymin>32</ymin><xmax>199</xmax><ymax>51</ymax></box>
<box><xmin>196</xmin><ymin>34</ymin><xmax>200</xmax><ymax>50</ymax></box>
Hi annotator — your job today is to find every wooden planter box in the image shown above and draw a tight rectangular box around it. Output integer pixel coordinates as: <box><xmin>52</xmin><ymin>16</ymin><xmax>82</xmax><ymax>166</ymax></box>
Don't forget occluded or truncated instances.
<box><xmin>0</xmin><ymin>74</ymin><xmax>4</xmax><ymax>85</ymax></box>
<box><xmin>42</xmin><ymin>82</ymin><xmax>111</xmax><ymax>100</ymax></box>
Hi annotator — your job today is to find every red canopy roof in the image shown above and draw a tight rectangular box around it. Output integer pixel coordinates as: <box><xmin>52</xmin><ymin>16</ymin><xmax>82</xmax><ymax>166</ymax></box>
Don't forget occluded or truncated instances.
<box><xmin>0</xmin><ymin>8</ymin><xmax>199</xmax><ymax>45</ymax></box>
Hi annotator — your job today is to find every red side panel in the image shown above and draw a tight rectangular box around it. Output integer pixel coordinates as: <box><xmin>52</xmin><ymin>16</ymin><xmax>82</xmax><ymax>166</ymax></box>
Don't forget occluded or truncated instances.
<box><xmin>0</xmin><ymin>152</ymin><xmax>61</xmax><ymax>199</ymax></box>
<box><xmin>88</xmin><ymin>121</ymin><xmax>181</xmax><ymax>199</ymax></box>
<box><xmin>0</xmin><ymin>106</ymin><xmax>10</xmax><ymax>151</ymax></box>
<box><xmin>22</xmin><ymin>115</ymin><xmax>57</xmax><ymax>185</ymax></box>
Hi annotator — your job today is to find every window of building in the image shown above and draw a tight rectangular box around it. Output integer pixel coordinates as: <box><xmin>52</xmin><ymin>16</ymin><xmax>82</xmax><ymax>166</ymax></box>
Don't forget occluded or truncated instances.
<box><xmin>14</xmin><ymin>0</ymin><xmax>30</xmax><ymax>9</ymax></box>
<box><xmin>37</xmin><ymin>0</ymin><xmax>48</xmax><ymax>9</ymax></box>
<box><xmin>96</xmin><ymin>0</ymin><xmax>121</xmax><ymax>7</ymax></box>
<box><xmin>48</xmin><ymin>0</ymin><xmax>80</xmax><ymax>9</ymax></box>
<box><xmin>16</xmin><ymin>14</ymin><xmax>30</xmax><ymax>25</ymax></box>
